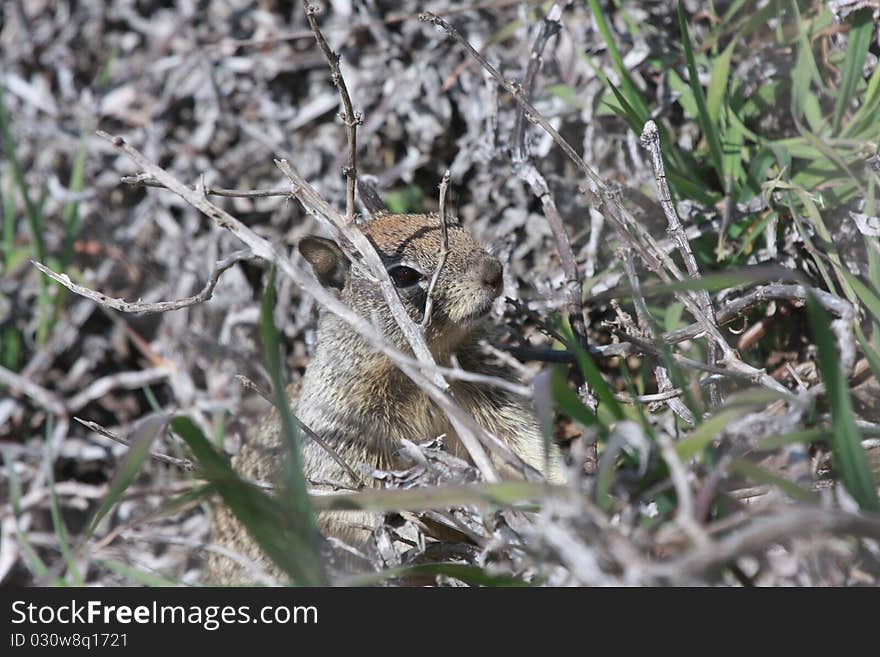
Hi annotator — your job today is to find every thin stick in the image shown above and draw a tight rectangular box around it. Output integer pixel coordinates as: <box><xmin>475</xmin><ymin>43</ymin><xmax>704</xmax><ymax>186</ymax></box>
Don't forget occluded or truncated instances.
<box><xmin>74</xmin><ymin>417</ymin><xmax>195</xmax><ymax>472</ymax></box>
<box><xmin>620</xmin><ymin>248</ymin><xmax>694</xmax><ymax>423</ymax></box>
<box><xmin>0</xmin><ymin>365</ymin><xmax>66</xmax><ymax>416</ymax></box>
<box><xmin>67</xmin><ymin>368</ymin><xmax>170</xmax><ymax>413</ymax></box>
<box><xmin>614</xmin><ymin>388</ymin><xmax>685</xmax><ymax>405</ymax></box>
<box><xmin>302</xmin><ymin>1</ymin><xmax>360</xmax><ymax>222</ymax></box>
<box><xmin>516</xmin><ymin>163</ymin><xmax>587</xmax><ymax>348</ymax></box>
<box><xmin>121</xmin><ymin>174</ymin><xmax>291</xmax><ymax>199</ymax></box>
<box><xmin>512</xmin><ymin>3</ymin><xmax>562</xmax><ymax>161</ymax></box>
<box><xmin>640</xmin><ymin>120</ymin><xmax>720</xmax><ymax>407</ymax></box>
<box><xmin>234</xmin><ymin>375</ymin><xmax>365</xmax><ymax>489</ymax></box>
<box><xmin>422</xmin><ymin>170</ymin><xmax>451</xmax><ymax>329</ymax></box>
<box><xmin>33</xmin><ymin>251</ymin><xmax>255</xmax><ymax>315</ymax></box>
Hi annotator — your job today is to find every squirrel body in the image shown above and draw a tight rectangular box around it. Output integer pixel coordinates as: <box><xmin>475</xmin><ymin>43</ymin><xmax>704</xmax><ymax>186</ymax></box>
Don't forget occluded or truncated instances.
<box><xmin>206</xmin><ymin>213</ymin><xmax>564</xmax><ymax>583</ymax></box>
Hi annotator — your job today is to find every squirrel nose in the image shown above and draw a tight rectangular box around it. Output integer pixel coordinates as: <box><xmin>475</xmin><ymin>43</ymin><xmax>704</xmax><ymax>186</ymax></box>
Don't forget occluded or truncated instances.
<box><xmin>480</xmin><ymin>258</ymin><xmax>503</xmax><ymax>296</ymax></box>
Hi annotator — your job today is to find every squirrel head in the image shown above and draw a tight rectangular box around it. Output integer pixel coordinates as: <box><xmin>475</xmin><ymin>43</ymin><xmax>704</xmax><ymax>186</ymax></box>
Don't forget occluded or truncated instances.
<box><xmin>299</xmin><ymin>213</ymin><xmax>503</xmax><ymax>351</ymax></box>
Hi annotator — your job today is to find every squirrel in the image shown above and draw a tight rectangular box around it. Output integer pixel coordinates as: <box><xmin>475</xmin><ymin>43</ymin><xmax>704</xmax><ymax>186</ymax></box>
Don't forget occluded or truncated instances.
<box><xmin>205</xmin><ymin>212</ymin><xmax>565</xmax><ymax>584</ymax></box>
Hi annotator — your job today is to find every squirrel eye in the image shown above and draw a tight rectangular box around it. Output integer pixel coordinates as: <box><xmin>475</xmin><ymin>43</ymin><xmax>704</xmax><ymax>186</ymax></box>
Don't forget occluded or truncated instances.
<box><xmin>388</xmin><ymin>265</ymin><xmax>423</xmax><ymax>288</ymax></box>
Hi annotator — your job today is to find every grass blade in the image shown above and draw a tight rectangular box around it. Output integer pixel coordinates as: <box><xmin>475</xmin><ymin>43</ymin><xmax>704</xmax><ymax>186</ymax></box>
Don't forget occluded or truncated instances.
<box><xmin>807</xmin><ymin>294</ymin><xmax>878</xmax><ymax>511</ymax></box>
<box><xmin>0</xmin><ymin>85</ymin><xmax>45</xmax><ymax>264</ymax></box>
<box><xmin>707</xmin><ymin>40</ymin><xmax>736</xmax><ymax>125</ymax></box>
<box><xmin>44</xmin><ymin>434</ymin><xmax>83</xmax><ymax>585</ymax></box>
<box><xmin>586</xmin><ymin>0</ymin><xmax>650</xmax><ymax>121</ymax></box>
<box><xmin>855</xmin><ymin>325</ymin><xmax>880</xmax><ymax>386</ymax></box>
<box><xmin>832</xmin><ymin>9</ymin><xmax>873</xmax><ymax>134</ymax></box>
<box><xmin>825</xmin><ymin>259</ymin><xmax>880</xmax><ymax>322</ymax></box>
<box><xmin>83</xmin><ymin>416</ymin><xmax>168</xmax><ymax>541</ymax></box>
<box><xmin>171</xmin><ymin>416</ymin><xmax>327</xmax><ymax>585</ymax></box>
<box><xmin>311</xmin><ymin>480</ymin><xmax>561</xmax><ymax>513</ymax></box>
<box><xmin>551</xmin><ymin>365</ymin><xmax>601</xmax><ymax>430</ymax></box>
<box><xmin>259</xmin><ymin>266</ymin><xmax>326</xmax><ymax>583</ymax></box>
<box><xmin>559</xmin><ymin>322</ymin><xmax>624</xmax><ymax>421</ymax></box>
<box><xmin>61</xmin><ymin>129</ymin><xmax>89</xmax><ymax>268</ymax></box>
<box><xmin>729</xmin><ymin>459</ymin><xmax>818</xmax><ymax>504</ymax></box>
<box><xmin>1</xmin><ymin>449</ymin><xmax>62</xmax><ymax>584</ymax></box>
<box><xmin>678</xmin><ymin>1</ymin><xmax>726</xmax><ymax>185</ymax></box>
<box><xmin>98</xmin><ymin>560</ymin><xmax>183</xmax><ymax>587</ymax></box>
<box><xmin>676</xmin><ymin>407</ymin><xmax>751</xmax><ymax>461</ymax></box>
<box><xmin>756</xmin><ymin>428</ymin><xmax>825</xmax><ymax>452</ymax></box>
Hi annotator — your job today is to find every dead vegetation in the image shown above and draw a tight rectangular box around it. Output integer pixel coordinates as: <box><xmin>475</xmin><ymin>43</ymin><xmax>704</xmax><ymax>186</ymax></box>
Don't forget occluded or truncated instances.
<box><xmin>1</xmin><ymin>0</ymin><xmax>880</xmax><ymax>586</ymax></box>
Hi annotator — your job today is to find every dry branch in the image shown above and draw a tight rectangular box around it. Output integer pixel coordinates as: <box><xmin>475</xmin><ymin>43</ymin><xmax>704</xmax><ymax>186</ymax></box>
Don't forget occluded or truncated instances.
<box><xmin>121</xmin><ymin>174</ymin><xmax>291</xmax><ymax>199</ymax></box>
<box><xmin>640</xmin><ymin>120</ymin><xmax>721</xmax><ymax>407</ymax></box>
<box><xmin>512</xmin><ymin>3</ymin><xmax>562</xmax><ymax>161</ymax></box>
<box><xmin>422</xmin><ymin>170</ymin><xmax>451</xmax><ymax>329</ymax></box>
<box><xmin>510</xmin><ymin>5</ymin><xmax>586</xmax><ymax>348</ymax></box>
<box><xmin>302</xmin><ymin>0</ymin><xmax>360</xmax><ymax>222</ymax></box>
<box><xmin>74</xmin><ymin>417</ymin><xmax>195</xmax><ymax>472</ymax></box>
<box><xmin>67</xmin><ymin>368</ymin><xmax>170</xmax><ymax>413</ymax></box>
<box><xmin>33</xmin><ymin>251</ymin><xmax>255</xmax><ymax>315</ymax></box>
<box><xmin>0</xmin><ymin>364</ymin><xmax>66</xmax><ymax>416</ymax></box>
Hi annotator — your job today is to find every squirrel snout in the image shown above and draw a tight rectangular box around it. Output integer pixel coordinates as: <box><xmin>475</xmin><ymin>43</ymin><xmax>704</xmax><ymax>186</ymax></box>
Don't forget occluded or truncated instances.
<box><xmin>479</xmin><ymin>258</ymin><xmax>503</xmax><ymax>296</ymax></box>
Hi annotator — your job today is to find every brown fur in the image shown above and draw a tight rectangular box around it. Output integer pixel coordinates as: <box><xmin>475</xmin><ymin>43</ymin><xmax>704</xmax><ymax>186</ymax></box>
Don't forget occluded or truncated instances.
<box><xmin>204</xmin><ymin>214</ymin><xmax>564</xmax><ymax>584</ymax></box>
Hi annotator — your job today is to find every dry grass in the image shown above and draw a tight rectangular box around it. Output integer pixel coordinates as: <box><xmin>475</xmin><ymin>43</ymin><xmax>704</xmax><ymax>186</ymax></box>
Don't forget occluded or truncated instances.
<box><xmin>1</xmin><ymin>0</ymin><xmax>879</xmax><ymax>586</ymax></box>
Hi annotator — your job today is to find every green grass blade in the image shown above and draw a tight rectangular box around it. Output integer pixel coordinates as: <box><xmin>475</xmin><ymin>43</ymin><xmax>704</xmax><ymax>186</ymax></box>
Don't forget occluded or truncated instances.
<box><xmin>44</xmin><ymin>437</ymin><xmax>84</xmax><ymax>585</ymax></box>
<box><xmin>844</xmin><ymin>51</ymin><xmax>880</xmax><ymax>138</ymax></box>
<box><xmin>678</xmin><ymin>1</ymin><xmax>726</xmax><ymax>185</ymax></box>
<box><xmin>2</xmin><ymin>449</ymin><xmax>65</xmax><ymax>584</ymax></box>
<box><xmin>551</xmin><ymin>364</ymin><xmax>601</xmax><ymax>430</ymax></box>
<box><xmin>2</xmin><ymin>177</ymin><xmax>15</xmax><ymax>272</ymax></box>
<box><xmin>84</xmin><ymin>416</ymin><xmax>168</xmax><ymax>541</ymax></box>
<box><xmin>61</xmin><ymin>130</ymin><xmax>89</xmax><ymax>268</ymax></box>
<box><xmin>755</xmin><ymin>428</ymin><xmax>825</xmax><ymax>451</ymax></box>
<box><xmin>97</xmin><ymin>559</ymin><xmax>183</xmax><ymax>587</ymax></box>
<box><xmin>171</xmin><ymin>418</ymin><xmax>327</xmax><ymax>586</ymax></box>
<box><xmin>259</xmin><ymin>266</ymin><xmax>326</xmax><ymax>583</ymax></box>
<box><xmin>0</xmin><ymin>85</ymin><xmax>45</xmax><ymax>264</ymax></box>
<box><xmin>586</xmin><ymin>0</ymin><xmax>650</xmax><ymax>121</ymax></box>
<box><xmin>707</xmin><ymin>40</ymin><xmax>736</xmax><ymax>125</ymax></box>
<box><xmin>832</xmin><ymin>9</ymin><xmax>873</xmax><ymax>134</ymax></box>
<box><xmin>855</xmin><ymin>325</ymin><xmax>880</xmax><ymax>384</ymax></box>
<box><xmin>676</xmin><ymin>408</ymin><xmax>749</xmax><ymax>461</ymax></box>
<box><xmin>733</xmin><ymin>211</ymin><xmax>777</xmax><ymax>260</ymax></box>
<box><xmin>825</xmin><ymin>259</ymin><xmax>880</xmax><ymax>322</ymax></box>
<box><xmin>807</xmin><ymin>294</ymin><xmax>878</xmax><ymax>511</ymax></box>
<box><xmin>729</xmin><ymin>459</ymin><xmax>818</xmax><ymax>503</ymax></box>
<box><xmin>558</xmin><ymin>322</ymin><xmax>625</xmax><ymax>421</ymax></box>
<box><xmin>311</xmin><ymin>481</ymin><xmax>562</xmax><ymax>513</ymax></box>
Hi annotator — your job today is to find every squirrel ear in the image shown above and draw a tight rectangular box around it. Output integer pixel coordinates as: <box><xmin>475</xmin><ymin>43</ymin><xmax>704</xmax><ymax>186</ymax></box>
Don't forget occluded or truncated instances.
<box><xmin>298</xmin><ymin>236</ymin><xmax>350</xmax><ymax>290</ymax></box>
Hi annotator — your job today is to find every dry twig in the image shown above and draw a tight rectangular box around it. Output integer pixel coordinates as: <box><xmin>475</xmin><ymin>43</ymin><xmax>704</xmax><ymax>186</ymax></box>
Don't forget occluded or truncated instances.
<box><xmin>74</xmin><ymin>417</ymin><xmax>195</xmax><ymax>472</ymax></box>
<box><xmin>302</xmin><ymin>0</ymin><xmax>360</xmax><ymax>222</ymax></box>
<box><xmin>422</xmin><ymin>170</ymin><xmax>451</xmax><ymax>329</ymax></box>
<box><xmin>33</xmin><ymin>251</ymin><xmax>256</xmax><ymax>315</ymax></box>
<box><xmin>640</xmin><ymin>120</ymin><xmax>720</xmax><ymax>407</ymax></box>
